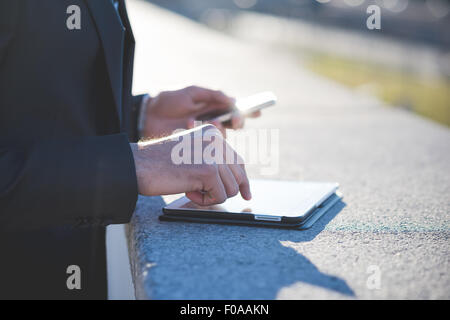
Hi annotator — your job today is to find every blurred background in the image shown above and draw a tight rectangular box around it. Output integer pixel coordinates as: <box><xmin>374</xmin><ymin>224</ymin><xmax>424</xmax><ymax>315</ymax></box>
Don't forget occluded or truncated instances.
<box><xmin>145</xmin><ymin>0</ymin><xmax>450</xmax><ymax>126</ymax></box>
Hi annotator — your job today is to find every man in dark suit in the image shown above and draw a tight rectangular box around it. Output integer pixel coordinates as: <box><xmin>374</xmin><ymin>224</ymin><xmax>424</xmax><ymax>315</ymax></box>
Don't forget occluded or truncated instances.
<box><xmin>0</xmin><ymin>0</ymin><xmax>253</xmax><ymax>299</ymax></box>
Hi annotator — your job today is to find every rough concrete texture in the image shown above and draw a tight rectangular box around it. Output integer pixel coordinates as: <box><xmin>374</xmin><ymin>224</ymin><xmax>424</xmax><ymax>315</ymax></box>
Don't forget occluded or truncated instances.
<box><xmin>126</xmin><ymin>0</ymin><xmax>450</xmax><ymax>299</ymax></box>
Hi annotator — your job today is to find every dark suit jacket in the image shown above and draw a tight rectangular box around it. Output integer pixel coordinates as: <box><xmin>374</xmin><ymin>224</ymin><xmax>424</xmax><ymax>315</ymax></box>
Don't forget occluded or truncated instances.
<box><xmin>0</xmin><ymin>0</ymin><xmax>142</xmax><ymax>299</ymax></box>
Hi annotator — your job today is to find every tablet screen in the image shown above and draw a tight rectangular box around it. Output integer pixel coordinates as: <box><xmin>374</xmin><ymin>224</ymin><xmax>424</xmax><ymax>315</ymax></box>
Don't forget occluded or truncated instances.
<box><xmin>165</xmin><ymin>180</ymin><xmax>338</xmax><ymax>218</ymax></box>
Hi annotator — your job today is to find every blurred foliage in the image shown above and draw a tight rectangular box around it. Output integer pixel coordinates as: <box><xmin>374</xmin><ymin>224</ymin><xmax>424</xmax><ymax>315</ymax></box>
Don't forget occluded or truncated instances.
<box><xmin>306</xmin><ymin>54</ymin><xmax>450</xmax><ymax>127</ymax></box>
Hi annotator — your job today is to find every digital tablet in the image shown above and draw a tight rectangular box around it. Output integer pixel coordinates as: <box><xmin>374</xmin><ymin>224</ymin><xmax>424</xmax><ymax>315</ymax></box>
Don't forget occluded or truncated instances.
<box><xmin>160</xmin><ymin>179</ymin><xmax>342</xmax><ymax>229</ymax></box>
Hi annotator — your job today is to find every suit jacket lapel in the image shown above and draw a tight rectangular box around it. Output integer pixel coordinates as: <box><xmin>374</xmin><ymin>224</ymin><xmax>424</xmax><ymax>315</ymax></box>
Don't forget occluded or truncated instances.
<box><xmin>119</xmin><ymin>0</ymin><xmax>135</xmax><ymax>45</ymax></box>
<box><xmin>118</xmin><ymin>0</ymin><xmax>137</xmax><ymax>132</ymax></box>
<box><xmin>84</xmin><ymin>0</ymin><xmax>125</xmax><ymax>125</ymax></box>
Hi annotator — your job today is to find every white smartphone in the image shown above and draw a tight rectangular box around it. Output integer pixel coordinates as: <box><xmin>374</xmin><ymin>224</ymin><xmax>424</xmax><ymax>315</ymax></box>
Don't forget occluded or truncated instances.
<box><xmin>197</xmin><ymin>91</ymin><xmax>277</xmax><ymax>123</ymax></box>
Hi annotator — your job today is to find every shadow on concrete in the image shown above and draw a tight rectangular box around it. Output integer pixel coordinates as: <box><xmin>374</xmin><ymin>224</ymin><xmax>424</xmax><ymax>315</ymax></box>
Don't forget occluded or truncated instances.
<box><xmin>259</xmin><ymin>200</ymin><xmax>355</xmax><ymax>298</ymax></box>
<box><xmin>146</xmin><ymin>197</ymin><xmax>354</xmax><ymax>299</ymax></box>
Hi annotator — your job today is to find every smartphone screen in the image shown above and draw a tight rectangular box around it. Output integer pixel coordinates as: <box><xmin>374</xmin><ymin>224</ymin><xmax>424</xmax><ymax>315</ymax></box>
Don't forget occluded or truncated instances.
<box><xmin>197</xmin><ymin>91</ymin><xmax>276</xmax><ymax>123</ymax></box>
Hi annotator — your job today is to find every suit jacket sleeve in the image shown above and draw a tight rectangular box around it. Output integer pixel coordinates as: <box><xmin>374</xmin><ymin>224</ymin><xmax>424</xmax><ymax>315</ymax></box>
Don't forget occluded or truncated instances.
<box><xmin>0</xmin><ymin>1</ymin><xmax>138</xmax><ymax>230</ymax></box>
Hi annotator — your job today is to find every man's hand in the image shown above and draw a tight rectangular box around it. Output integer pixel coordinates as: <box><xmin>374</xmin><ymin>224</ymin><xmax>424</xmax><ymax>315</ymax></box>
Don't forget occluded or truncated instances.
<box><xmin>130</xmin><ymin>124</ymin><xmax>251</xmax><ymax>205</ymax></box>
<box><xmin>140</xmin><ymin>86</ymin><xmax>259</xmax><ymax>139</ymax></box>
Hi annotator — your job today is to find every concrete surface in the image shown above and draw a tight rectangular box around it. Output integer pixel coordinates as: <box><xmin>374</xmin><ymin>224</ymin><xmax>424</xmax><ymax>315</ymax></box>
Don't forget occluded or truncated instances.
<box><xmin>126</xmin><ymin>0</ymin><xmax>450</xmax><ymax>299</ymax></box>
<box><xmin>106</xmin><ymin>224</ymin><xmax>135</xmax><ymax>300</ymax></box>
